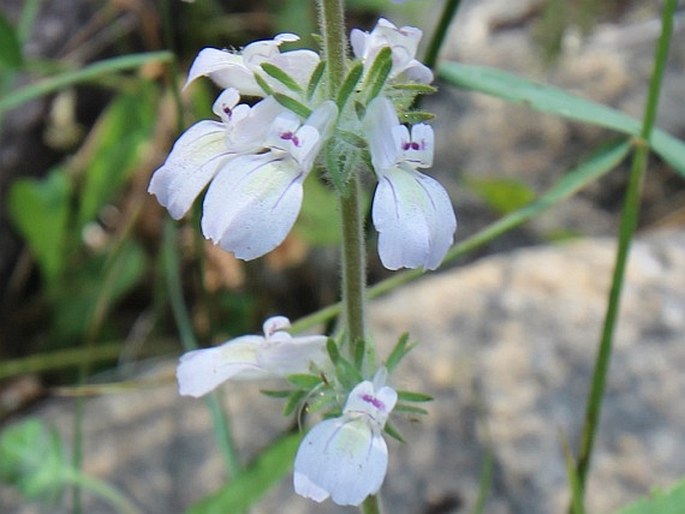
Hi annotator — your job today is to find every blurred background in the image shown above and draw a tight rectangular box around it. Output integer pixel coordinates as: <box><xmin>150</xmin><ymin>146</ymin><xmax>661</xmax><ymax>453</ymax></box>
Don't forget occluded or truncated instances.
<box><xmin>1</xmin><ymin>0</ymin><xmax>684</xmax><ymax>512</ymax></box>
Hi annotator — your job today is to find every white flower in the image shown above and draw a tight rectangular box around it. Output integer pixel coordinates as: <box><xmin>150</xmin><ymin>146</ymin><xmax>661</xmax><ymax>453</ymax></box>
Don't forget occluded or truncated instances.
<box><xmin>201</xmin><ymin>101</ymin><xmax>337</xmax><ymax>260</ymax></box>
<box><xmin>350</xmin><ymin>18</ymin><xmax>433</xmax><ymax>84</ymax></box>
<box><xmin>294</xmin><ymin>369</ymin><xmax>397</xmax><ymax>506</ymax></box>
<box><xmin>177</xmin><ymin>316</ymin><xmax>327</xmax><ymax>398</ymax></box>
<box><xmin>364</xmin><ymin>96</ymin><xmax>456</xmax><ymax>270</ymax></box>
<box><xmin>186</xmin><ymin>33</ymin><xmax>321</xmax><ymax>97</ymax></box>
<box><xmin>148</xmin><ymin>91</ymin><xmax>285</xmax><ymax>219</ymax></box>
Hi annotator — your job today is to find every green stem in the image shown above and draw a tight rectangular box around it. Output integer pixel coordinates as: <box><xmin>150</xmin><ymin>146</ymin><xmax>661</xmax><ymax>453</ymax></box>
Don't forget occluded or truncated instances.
<box><xmin>162</xmin><ymin>221</ymin><xmax>241</xmax><ymax>478</ymax></box>
<box><xmin>573</xmin><ymin>0</ymin><xmax>676</xmax><ymax>502</ymax></box>
<box><xmin>318</xmin><ymin>1</ymin><xmax>379</xmax><ymax>511</ymax></box>
<box><xmin>339</xmin><ymin>176</ymin><xmax>368</xmax><ymax>352</ymax></box>
<box><xmin>423</xmin><ymin>0</ymin><xmax>463</xmax><ymax>70</ymax></box>
<box><xmin>317</xmin><ymin>0</ymin><xmax>367</xmax><ymax>351</ymax></box>
<box><xmin>360</xmin><ymin>494</ymin><xmax>382</xmax><ymax>514</ymax></box>
<box><xmin>318</xmin><ymin>0</ymin><xmax>347</xmax><ymax>94</ymax></box>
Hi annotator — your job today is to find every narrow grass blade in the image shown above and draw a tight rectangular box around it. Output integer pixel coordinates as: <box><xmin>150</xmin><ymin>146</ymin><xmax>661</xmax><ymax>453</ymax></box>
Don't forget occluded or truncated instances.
<box><xmin>0</xmin><ymin>51</ymin><xmax>173</xmax><ymax>115</ymax></box>
<box><xmin>438</xmin><ymin>62</ymin><xmax>685</xmax><ymax>176</ymax></box>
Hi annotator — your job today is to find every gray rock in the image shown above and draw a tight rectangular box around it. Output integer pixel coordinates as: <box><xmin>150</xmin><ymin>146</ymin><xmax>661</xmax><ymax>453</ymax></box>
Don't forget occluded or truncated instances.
<box><xmin>423</xmin><ymin>0</ymin><xmax>685</xmax><ymax>247</ymax></box>
<box><xmin>2</xmin><ymin>228</ymin><xmax>685</xmax><ymax>513</ymax></box>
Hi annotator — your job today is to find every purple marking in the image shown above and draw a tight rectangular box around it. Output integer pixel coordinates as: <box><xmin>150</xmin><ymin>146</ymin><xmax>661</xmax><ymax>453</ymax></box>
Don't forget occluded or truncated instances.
<box><xmin>402</xmin><ymin>140</ymin><xmax>422</xmax><ymax>151</ymax></box>
<box><xmin>280</xmin><ymin>131</ymin><xmax>301</xmax><ymax>147</ymax></box>
<box><xmin>222</xmin><ymin>105</ymin><xmax>232</xmax><ymax>117</ymax></box>
<box><xmin>361</xmin><ymin>393</ymin><xmax>385</xmax><ymax>410</ymax></box>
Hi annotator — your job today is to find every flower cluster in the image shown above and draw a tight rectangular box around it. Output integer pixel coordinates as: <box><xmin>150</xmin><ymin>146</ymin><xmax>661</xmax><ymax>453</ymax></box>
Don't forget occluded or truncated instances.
<box><xmin>149</xmin><ymin>18</ymin><xmax>456</xmax><ymax>270</ymax></box>
<box><xmin>177</xmin><ymin>316</ymin><xmax>398</xmax><ymax>507</ymax></box>
<box><xmin>156</xmin><ymin>17</ymin><xmax>450</xmax><ymax>508</ymax></box>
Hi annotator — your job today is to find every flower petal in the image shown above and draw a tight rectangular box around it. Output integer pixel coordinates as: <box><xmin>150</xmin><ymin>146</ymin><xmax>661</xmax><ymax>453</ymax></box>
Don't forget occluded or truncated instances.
<box><xmin>176</xmin><ymin>336</ymin><xmax>267</xmax><ymax>397</ymax></box>
<box><xmin>343</xmin><ymin>380</ymin><xmax>398</xmax><ymax>428</ymax></box>
<box><xmin>294</xmin><ymin>417</ymin><xmax>388</xmax><ymax>506</ymax></box>
<box><xmin>201</xmin><ymin>153</ymin><xmax>305</xmax><ymax>260</ymax></box>
<box><xmin>262</xmin><ymin>315</ymin><xmax>291</xmax><ymax>336</ymax></box>
<box><xmin>148</xmin><ymin>120</ymin><xmax>229</xmax><ymax>219</ymax></box>
<box><xmin>185</xmin><ymin>48</ymin><xmax>261</xmax><ymax>95</ymax></box>
<box><xmin>211</xmin><ymin>88</ymin><xmax>241</xmax><ymax>123</ymax></box>
<box><xmin>257</xmin><ymin>335</ymin><xmax>328</xmax><ymax>375</ymax></box>
<box><xmin>396</xmin><ymin>59</ymin><xmax>434</xmax><ymax>84</ymax></box>
<box><xmin>270</xmin><ymin>49</ymin><xmax>321</xmax><ymax>91</ymax></box>
<box><xmin>372</xmin><ymin>165</ymin><xmax>456</xmax><ymax>270</ymax></box>
<box><xmin>364</xmin><ymin>97</ymin><xmax>402</xmax><ymax>172</ymax></box>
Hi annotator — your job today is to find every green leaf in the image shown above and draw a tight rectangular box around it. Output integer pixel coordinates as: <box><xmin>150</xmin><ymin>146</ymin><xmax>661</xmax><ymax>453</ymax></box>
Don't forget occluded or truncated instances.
<box><xmin>0</xmin><ymin>419</ymin><xmax>68</xmax><ymax>503</ymax></box>
<box><xmin>0</xmin><ymin>13</ymin><xmax>23</xmax><ymax>70</ymax></box>
<box><xmin>612</xmin><ymin>478</ymin><xmax>685</xmax><ymax>514</ymax></box>
<box><xmin>260</xmin><ymin>389</ymin><xmax>292</xmax><ymax>399</ymax></box>
<box><xmin>282</xmin><ymin>389</ymin><xmax>308</xmax><ymax>417</ymax></box>
<box><xmin>438</xmin><ymin>61</ymin><xmax>685</xmax><ymax>177</ymax></box>
<box><xmin>0</xmin><ymin>51</ymin><xmax>173</xmax><ymax>115</ymax></box>
<box><xmin>465</xmin><ymin>177</ymin><xmax>537</xmax><ymax>214</ymax></box>
<box><xmin>273</xmin><ymin>92</ymin><xmax>312</xmax><ymax>118</ymax></box>
<box><xmin>253</xmin><ymin>72</ymin><xmax>275</xmax><ymax>96</ymax></box>
<box><xmin>337</xmin><ymin>130</ymin><xmax>367</xmax><ymax>149</ymax></box>
<box><xmin>326</xmin><ymin>338</ymin><xmax>340</xmax><ymax>365</ymax></box>
<box><xmin>78</xmin><ymin>82</ymin><xmax>158</xmax><ymax>226</ymax></box>
<box><xmin>17</xmin><ymin>0</ymin><xmax>41</xmax><ymax>44</ymax></box>
<box><xmin>53</xmin><ymin>240</ymin><xmax>147</xmax><ymax>341</ymax></box>
<box><xmin>398</xmin><ymin>111</ymin><xmax>435</xmax><ymax>124</ymax></box>
<box><xmin>651</xmin><ymin>130</ymin><xmax>685</xmax><ymax>177</ymax></box>
<box><xmin>363</xmin><ymin>46</ymin><xmax>392</xmax><ymax>103</ymax></box>
<box><xmin>8</xmin><ymin>168</ymin><xmax>71</xmax><ymax>284</ymax></box>
<box><xmin>335</xmin><ymin>357</ymin><xmax>363</xmax><ymax>391</ymax></box>
<box><xmin>383</xmin><ymin>420</ymin><xmax>405</xmax><ymax>444</ymax></box>
<box><xmin>391</xmin><ymin>83</ymin><xmax>438</xmax><ymax>95</ymax></box>
<box><xmin>187</xmin><ymin>433</ymin><xmax>302</xmax><ymax>514</ymax></box>
<box><xmin>336</xmin><ymin>61</ymin><xmax>364</xmax><ymax>111</ymax></box>
<box><xmin>394</xmin><ymin>404</ymin><xmax>429</xmax><ymax>416</ymax></box>
<box><xmin>286</xmin><ymin>374</ymin><xmax>322</xmax><ymax>390</ymax></box>
<box><xmin>260</xmin><ymin>63</ymin><xmax>303</xmax><ymax>93</ymax></box>
<box><xmin>303</xmin><ymin>387</ymin><xmax>337</xmax><ymax>414</ymax></box>
<box><xmin>384</xmin><ymin>333</ymin><xmax>413</xmax><ymax>373</ymax></box>
<box><xmin>306</xmin><ymin>60</ymin><xmax>326</xmax><ymax>100</ymax></box>
<box><xmin>439</xmin><ymin>61</ymin><xmax>640</xmax><ymax>133</ymax></box>
<box><xmin>397</xmin><ymin>391</ymin><xmax>434</xmax><ymax>403</ymax></box>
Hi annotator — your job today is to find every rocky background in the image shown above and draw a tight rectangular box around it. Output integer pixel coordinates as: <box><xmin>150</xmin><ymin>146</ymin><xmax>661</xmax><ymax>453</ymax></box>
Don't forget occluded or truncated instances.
<box><xmin>2</xmin><ymin>0</ymin><xmax>685</xmax><ymax>513</ymax></box>
<box><xmin>3</xmin><ymin>228</ymin><xmax>684</xmax><ymax>514</ymax></box>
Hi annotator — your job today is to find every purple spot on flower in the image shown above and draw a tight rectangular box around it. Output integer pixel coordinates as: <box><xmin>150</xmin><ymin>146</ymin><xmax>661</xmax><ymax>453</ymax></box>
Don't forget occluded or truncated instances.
<box><xmin>222</xmin><ymin>105</ymin><xmax>232</xmax><ymax>117</ymax></box>
<box><xmin>280</xmin><ymin>131</ymin><xmax>301</xmax><ymax>147</ymax></box>
<box><xmin>402</xmin><ymin>140</ymin><xmax>423</xmax><ymax>151</ymax></box>
<box><xmin>361</xmin><ymin>393</ymin><xmax>385</xmax><ymax>410</ymax></box>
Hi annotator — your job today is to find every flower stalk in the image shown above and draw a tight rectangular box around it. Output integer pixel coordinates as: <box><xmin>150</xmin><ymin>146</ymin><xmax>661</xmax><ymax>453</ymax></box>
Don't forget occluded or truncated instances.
<box><xmin>319</xmin><ymin>1</ymin><xmax>378</xmax><ymax>511</ymax></box>
<box><xmin>318</xmin><ymin>0</ymin><xmax>369</xmax><ymax>355</ymax></box>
